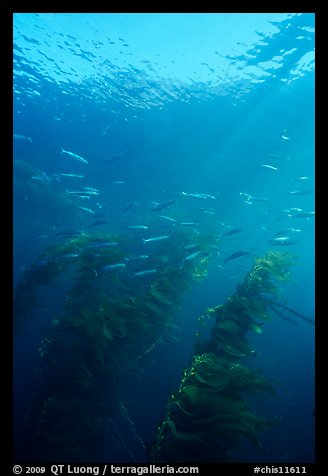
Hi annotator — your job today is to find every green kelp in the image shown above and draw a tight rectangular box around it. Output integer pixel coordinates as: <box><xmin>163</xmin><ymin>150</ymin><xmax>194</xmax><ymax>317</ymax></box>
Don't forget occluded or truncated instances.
<box><xmin>151</xmin><ymin>251</ymin><xmax>296</xmax><ymax>463</ymax></box>
<box><xmin>18</xmin><ymin>228</ymin><xmax>220</xmax><ymax>461</ymax></box>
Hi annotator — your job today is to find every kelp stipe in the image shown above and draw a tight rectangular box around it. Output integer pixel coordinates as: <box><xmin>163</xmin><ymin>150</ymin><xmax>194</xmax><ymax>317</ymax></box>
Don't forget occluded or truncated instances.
<box><xmin>151</xmin><ymin>251</ymin><xmax>297</xmax><ymax>463</ymax></box>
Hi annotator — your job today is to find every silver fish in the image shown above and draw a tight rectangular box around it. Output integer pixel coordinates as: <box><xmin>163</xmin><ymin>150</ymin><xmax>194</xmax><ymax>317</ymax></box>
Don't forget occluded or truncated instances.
<box><xmin>82</xmin><ymin>186</ymin><xmax>100</xmax><ymax>193</ymax></box>
<box><xmin>258</xmin><ymin>164</ymin><xmax>278</xmax><ymax>171</ymax></box>
<box><xmin>221</xmin><ymin>227</ymin><xmax>243</xmax><ymax>238</ymax></box>
<box><xmin>126</xmin><ymin>225</ymin><xmax>149</xmax><ymax>229</ymax></box>
<box><xmin>106</xmin><ymin>150</ymin><xmax>129</xmax><ymax>162</ymax></box>
<box><xmin>158</xmin><ymin>215</ymin><xmax>177</xmax><ymax>223</ymax></box>
<box><xmin>14</xmin><ymin>133</ymin><xmax>32</xmax><ymax>142</ymax></box>
<box><xmin>281</xmin><ymin>130</ymin><xmax>291</xmax><ymax>140</ymax></box>
<box><xmin>67</xmin><ymin>189</ymin><xmax>99</xmax><ymax>197</ymax></box>
<box><xmin>224</xmin><ymin>249</ymin><xmax>251</xmax><ymax>264</ymax></box>
<box><xmin>181</xmin><ymin>191</ymin><xmax>216</xmax><ymax>199</ymax></box>
<box><xmin>271</xmin><ymin>240</ymin><xmax>297</xmax><ymax>246</ymax></box>
<box><xmin>59</xmin><ymin>173</ymin><xmax>84</xmax><ymax>178</ymax></box>
<box><xmin>99</xmin><ymin>263</ymin><xmax>127</xmax><ymax>271</ymax></box>
<box><xmin>292</xmin><ymin>176</ymin><xmax>311</xmax><ymax>181</ymax></box>
<box><xmin>270</xmin><ymin>236</ymin><xmax>294</xmax><ymax>243</ymax></box>
<box><xmin>134</xmin><ymin>269</ymin><xmax>157</xmax><ymax>277</ymax></box>
<box><xmin>151</xmin><ymin>200</ymin><xmax>176</xmax><ymax>211</ymax></box>
<box><xmin>124</xmin><ymin>255</ymin><xmax>149</xmax><ymax>262</ymax></box>
<box><xmin>274</xmin><ymin>228</ymin><xmax>302</xmax><ymax>236</ymax></box>
<box><xmin>291</xmin><ymin>211</ymin><xmax>315</xmax><ymax>219</ymax></box>
<box><xmin>60</xmin><ymin>147</ymin><xmax>88</xmax><ymax>164</ymax></box>
<box><xmin>55</xmin><ymin>253</ymin><xmax>79</xmax><ymax>260</ymax></box>
<box><xmin>280</xmin><ymin>208</ymin><xmax>303</xmax><ymax>215</ymax></box>
<box><xmin>78</xmin><ymin>206</ymin><xmax>95</xmax><ymax>214</ymax></box>
<box><xmin>184</xmin><ymin>251</ymin><xmax>200</xmax><ymax>261</ymax></box>
<box><xmin>179</xmin><ymin>222</ymin><xmax>199</xmax><ymax>227</ymax></box>
<box><xmin>86</xmin><ymin>241</ymin><xmax>119</xmax><ymax>249</ymax></box>
<box><xmin>143</xmin><ymin>235</ymin><xmax>169</xmax><ymax>244</ymax></box>
<box><xmin>288</xmin><ymin>190</ymin><xmax>313</xmax><ymax>196</ymax></box>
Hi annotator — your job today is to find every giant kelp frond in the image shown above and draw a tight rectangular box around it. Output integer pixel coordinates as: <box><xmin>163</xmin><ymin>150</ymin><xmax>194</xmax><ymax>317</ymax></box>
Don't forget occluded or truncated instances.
<box><xmin>242</xmin><ymin>250</ymin><xmax>297</xmax><ymax>296</ymax></box>
<box><xmin>21</xmin><ymin>227</ymin><xmax>218</xmax><ymax>461</ymax></box>
<box><xmin>152</xmin><ymin>250</ymin><xmax>296</xmax><ymax>463</ymax></box>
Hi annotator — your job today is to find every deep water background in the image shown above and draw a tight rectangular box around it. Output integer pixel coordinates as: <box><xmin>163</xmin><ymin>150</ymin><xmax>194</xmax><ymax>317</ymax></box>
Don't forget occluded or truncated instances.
<box><xmin>13</xmin><ymin>13</ymin><xmax>315</xmax><ymax>464</ymax></box>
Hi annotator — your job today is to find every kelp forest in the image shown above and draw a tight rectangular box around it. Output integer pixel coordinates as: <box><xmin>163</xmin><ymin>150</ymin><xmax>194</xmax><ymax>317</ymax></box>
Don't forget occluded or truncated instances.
<box><xmin>13</xmin><ymin>228</ymin><xmax>313</xmax><ymax>463</ymax></box>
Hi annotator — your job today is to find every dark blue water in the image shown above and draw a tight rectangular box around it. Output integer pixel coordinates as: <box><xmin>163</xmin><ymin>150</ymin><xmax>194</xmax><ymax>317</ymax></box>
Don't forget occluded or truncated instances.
<box><xmin>13</xmin><ymin>13</ymin><xmax>315</xmax><ymax>464</ymax></box>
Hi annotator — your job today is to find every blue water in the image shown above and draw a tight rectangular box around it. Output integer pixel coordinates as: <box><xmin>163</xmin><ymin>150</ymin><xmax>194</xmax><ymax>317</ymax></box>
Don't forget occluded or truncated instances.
<box><xmin>13</xmin><ymin>13</ymin><xmax>315</xmax><ymax>464</ymax></box>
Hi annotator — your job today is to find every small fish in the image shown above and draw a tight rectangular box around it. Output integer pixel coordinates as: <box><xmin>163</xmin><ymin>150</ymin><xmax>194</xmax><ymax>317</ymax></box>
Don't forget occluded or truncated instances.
<box><xmin>14</xmin><ymin>133</ymin><xmax>32</xmax><ymax>142</ymax></box>
<box><xmin>106</xmin><ymin>150</ymin><xmax>129</xmax><ymax>163</ymax></box>
<box><xmin>281</xmin><ymin>207</ymin><xmax>303</xmax><ymax>214</ymax></box>
<box><xmin>55</xmin><ymin>230</ymin><xmax>84</xmax><ymax>238</ymax></box>
<box><xmin>221</xmin><ymin>228</ymin><xmax>243</xmax><ymax>237</ymax></box>
<box><xmin>274</xmin><ymin>228</ymin><xmax>302</xmax><ymax>236</ymax></box>
<box><xmin>86</xmin><ymin>241</ymin><xmax>118</xmax><ymax>249</ymax></box>
<box><xmin>271</xmin><ymin>240</ymin><xmax>297</xmax><ymax>246</ymax></box>
<box><xmin>258</xmin><ymin>164</ymin><xmax>278</xmax><ymax>171</ymax></box>
<box><xmin>126</xmin><ymin>225</ymin><xmax>149</xmax><ymax>229</ymax></box>
<box><xmin>96</xmin><ymin>202</ymin><xmax>103</xmax><ymax>209</ymax></box>
<box><xmin>200</xmin><ymin>207</ymin><xmax>216</xmax><ymax>215</ymax></box>
<box><xmin>31</xmin><ymin>175</ymin><xmax>48</xmax><ymax>182</ymax></box>
<box><xmin>99</xmin><ymin>263</ymin><xmax>127</xmax><ymax>272</ymax></box>
<box><xmin>113</xmin><ymin>181</ymin><xmax>126</xmax><ymax>184</ymax></box>
<box><xmin>240</xmin><ymin>192</ymin><xmax>251</xmax><ymax>200</ymax></box>
<box><xmin>143</xmin><ymin>235</ymin><xmax>169</xmax><ymax>244</ymax></box>
<box><xmin>219</xmin><ymin>222</ymin><xmax>233</xmax><ymax>229</ymax></box>
<box><xmin>59</xmin><ymin>173</ymin><xmax>84</xmax><ymax>178</ymax></box>
<box><xmin>291</xmin><ymin>211</ymin><xmax>315</xmax><ymax>219</ymax></box>
<box><xmin>288</xmin><ymin>190</ymin><xmax>313</xmax><ymax>195</ymax></box>
<box><xmin>67</xmin><ymin>190</ymin><xmax>99</xmax><ymax>197</ymax></box>
<box><xmin>82</xmin><ymin>186</ymin><xmax>100</xmax><ymax>193</ymax></box>
<box><xmin>87</xmin><ymin>220</ymin><xmax>107</xmax><ymax>228</ymax></box>
<box><xmin>134</xmin><ymin>269</ymin><xmax>157</xmax><ymax>277</ymax></box>
<box><xmin>269</xmin><ymin>236</ymin><xmax>294</xmax><ymax>243</ymax></box>
<box><xmin>292</xmin><ymin>176</ymin><xmax>311</xmax><ymax>182</ymax></box>
<box><xmin>54</xmin><ymin>252</ymin><xmax>79</xmax><ymax>260</ymax></box>
<box><xmin>122</xmin><ymin>201</ymin><xmax>139</xmax><ymax>213</ymax></box>
<box><xmin>101</xmin><ymin>123</ymin><xmax>114</xmax><ymax>135</ymax></box>
<box><xmin>248</xmin><ymin>196</ymin><xmax>269</xmax><ymax>203</ymax></box>
<box><xmin>78</xmin><ymin>206</ymin><xmax>95</xmax><ymax>214</ymax></box>
<box><xmin>31</xmin><ymin>169</ymin><xmax>60</xmax><ymax>183</ymax></box>
<box><xmin>69</xmin><ymin>194</ymin><xmax>91</xmax><ymax>200</ymax></box>
<box><xmin>151</xmin><ymin>199</ymin><xmax>176</xmax><ymax>211</ymax></box>
<box><xmin>281</xmin><ymin>129</ymin><xmax>291</xmax><ymax>140</ymax></box>
<box><xmin>60</xmin><ymin>147</ymin><xmax>88</xmax><ymax>164</ymax></box>
<box><xmin>184</xmin><ymin>251</ymin><xmax>200</xmax><ymax>261</ymax></box>
<box><xmin>66</xmin><ymin>188</ymin><xmax>88</xmax><ymax>197</ymax></box>
<box><xmin>179</xmin><ymin>222</ymin><xmax>199</xmax><ymax>227</ymax></box>
<box><xmin>224</xmin><ymin>249</ymin><xmax>251</xmax><ymax>264</ymax></box>
<box><xmin>14</xmin><ymin>191</ymin><xmax>28</xmax><ymax>201</ymax></box>
<box><xmin>124</xmin><ymin>255</ymin><xmax>149</xmax><ymax>262</ymax></box>
<box><xmin>181</xmin><ymin>192</ymin><xmax>216</xmax><ymax>199</ymax></box>
<box><xmin>158</xmin><ymin>215</ymin><xmax>177</xmax><ymax>223</ymax></box>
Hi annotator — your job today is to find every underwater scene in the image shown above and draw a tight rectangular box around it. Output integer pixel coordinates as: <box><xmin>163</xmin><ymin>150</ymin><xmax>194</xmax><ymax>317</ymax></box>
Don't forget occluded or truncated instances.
<box><xmin>13</xmin><ymin>13</ymin><xmax>315</xmax><ymax>464</ymax></box>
